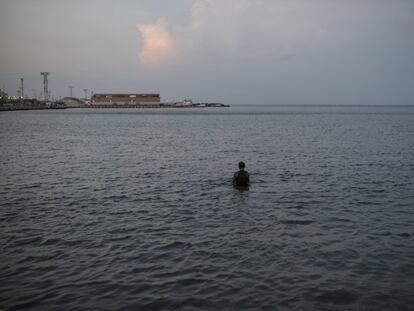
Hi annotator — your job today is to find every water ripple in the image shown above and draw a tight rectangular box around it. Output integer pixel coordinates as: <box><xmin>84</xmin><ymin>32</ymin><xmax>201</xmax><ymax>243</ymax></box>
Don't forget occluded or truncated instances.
<box><xmin>1</xmin><ymin>107</ymin><xmax>414</xmax><ymax>310</ymax></box>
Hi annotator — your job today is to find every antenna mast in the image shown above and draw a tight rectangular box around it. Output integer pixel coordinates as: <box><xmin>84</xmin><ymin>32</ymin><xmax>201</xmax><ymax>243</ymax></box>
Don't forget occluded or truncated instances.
<box><xmin>20</xmin><ymin>78</ymin><xmax>24</xmax><ymax>99</ymax></box>
<box><xmin>69</xmin><ymin>85</ymin><xmax>74</xmax><ymax>97</ymax></box>
<box><xmin>40</xmin><ymin>72</ymin><xmax>50</xmax><ymax>102</ymax></box>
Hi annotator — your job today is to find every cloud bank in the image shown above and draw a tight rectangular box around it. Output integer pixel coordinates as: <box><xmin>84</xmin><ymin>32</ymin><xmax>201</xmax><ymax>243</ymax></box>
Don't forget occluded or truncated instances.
<box><xmin>136</xmin><ymin>0</ymin><xmax>414</xmax><ymax>104</ymax></box>
<box><xmin>139</xmin><ymin>0</ymin><xmax>345</xmax><ymax>63</ymax></box>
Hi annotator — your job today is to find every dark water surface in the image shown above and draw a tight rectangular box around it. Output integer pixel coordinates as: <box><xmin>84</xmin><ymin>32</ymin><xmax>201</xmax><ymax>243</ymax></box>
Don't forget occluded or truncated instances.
<box><xmin>1</xmin><ymin>106</ymin><xmax>414</xmax><ymax>310</ymax></box>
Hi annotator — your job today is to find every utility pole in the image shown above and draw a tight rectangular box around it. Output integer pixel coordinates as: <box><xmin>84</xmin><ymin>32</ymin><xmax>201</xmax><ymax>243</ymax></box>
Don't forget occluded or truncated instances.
<box><xmin>40</xmin><ymin>72</ymin><xmax>50</xmax><ymax>102</ymax></box>
<box><xmin>69</xmin><ymin>85</ymin><xmax>74</xmax><ymax>97</ymax></box>
<box><xmin>83</xmin><ymin>88</ymin><xmax>88</xmax><ymax>100</ymax></box>
<box><xmin>20</xmin><ymin>78</ymin><xmax>24</xmax><ymax>99</ymax></box>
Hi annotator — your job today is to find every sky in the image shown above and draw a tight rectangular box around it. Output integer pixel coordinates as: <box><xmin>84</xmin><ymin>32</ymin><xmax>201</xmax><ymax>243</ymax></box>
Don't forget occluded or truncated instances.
<box><xmin>0</xmin><ymin>0</ymin><xmax>414</xmax><ymax>105</ymax></box>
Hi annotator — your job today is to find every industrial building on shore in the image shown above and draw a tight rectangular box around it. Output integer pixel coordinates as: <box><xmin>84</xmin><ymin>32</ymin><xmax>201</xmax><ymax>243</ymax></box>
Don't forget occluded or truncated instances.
<box><xmin>2</xmin><ymin>82</ymin><xmax>228</xmax><ymax>110</ymax></box>
<box><xmin>1</xmin><ymin>72</ymin><xmax>228</xmax><ymax>111</ymax></box>
<box><xmin>76</xmin><ymin>93</ymin><xmax>227</xmax><ymax>108</ymax></box>
<box><xmin>90</xmin><ymin>93</ymin><xmax>161</xmax><ymax>108</ymax></box>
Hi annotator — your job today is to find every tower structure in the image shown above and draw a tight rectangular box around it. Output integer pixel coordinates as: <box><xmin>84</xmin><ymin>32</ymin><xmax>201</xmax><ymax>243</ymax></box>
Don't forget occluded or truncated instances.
<box><xmin>40</xmin><ymin>72</ymin><xmax>50</xmax><ymax>101</ymax></box>
<box><xmin>69</xmin><ymin>86</ymin><xmax>74</xmax><ymax>97</ymax></box>
<box><xmin>20</xmin><ymin>78</ymin><xmax>24</xmax><ymax>99</ymax></box>
<box><xmin>83</xmin><ymin>89</ymin><xmax>88</xmax><ymax>100</ymax></box>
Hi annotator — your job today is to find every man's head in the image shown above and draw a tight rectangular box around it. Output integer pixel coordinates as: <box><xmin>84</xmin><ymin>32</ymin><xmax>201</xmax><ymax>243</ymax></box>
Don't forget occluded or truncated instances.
<box><xmin>238</xmin><ymin>161</ymin><xmax>245</xmax><ymax>170</ymax></box>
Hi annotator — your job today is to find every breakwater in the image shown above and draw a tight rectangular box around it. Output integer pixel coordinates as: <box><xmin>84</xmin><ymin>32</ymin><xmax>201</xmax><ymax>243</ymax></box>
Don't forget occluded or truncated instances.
<box><xmin>0</xmin><ymin>100</ymin><xmax>229</xmax><ymax>111</ymax></box>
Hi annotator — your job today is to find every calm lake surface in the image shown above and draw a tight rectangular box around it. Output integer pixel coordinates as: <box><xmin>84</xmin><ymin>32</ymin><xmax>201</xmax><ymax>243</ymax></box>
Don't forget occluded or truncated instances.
<box><xmin>1</xmin><ymin>105</ymin><xmax>414</xmax><ymax>310</ymax></box>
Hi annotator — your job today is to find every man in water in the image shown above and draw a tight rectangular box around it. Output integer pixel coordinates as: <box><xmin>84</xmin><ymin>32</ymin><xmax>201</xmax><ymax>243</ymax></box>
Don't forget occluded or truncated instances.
<box><xmin>233</xmin><ymin>161</ymin><xmax>250</xmax><ymax>187</ymax></box>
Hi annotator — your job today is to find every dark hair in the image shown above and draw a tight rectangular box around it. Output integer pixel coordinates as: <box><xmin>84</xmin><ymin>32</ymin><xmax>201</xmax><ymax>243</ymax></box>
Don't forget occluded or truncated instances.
<box><xmin>238</xmin><ymin>161</ymin><xmax>245</xmax><ymax>169</ymax></box>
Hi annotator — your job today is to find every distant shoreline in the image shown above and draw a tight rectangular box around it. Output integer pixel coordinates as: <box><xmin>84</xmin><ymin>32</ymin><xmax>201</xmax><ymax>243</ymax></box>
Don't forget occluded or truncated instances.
<box><xmin>2</xmin><ymin>103</ymin><xmax>414</xmax><ymax>112</ymax></box>
<box><xmin>0</xmin><ymin>101</ymin><xmax>229</xmax><ymax>112</ymax></box>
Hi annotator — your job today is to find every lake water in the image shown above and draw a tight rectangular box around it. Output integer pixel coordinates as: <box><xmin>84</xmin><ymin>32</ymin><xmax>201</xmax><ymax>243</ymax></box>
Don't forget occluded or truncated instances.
<box><xmin>1</xmin><ymin>106</ymin><xmax>414</xmax><ymax>310</ymax></box>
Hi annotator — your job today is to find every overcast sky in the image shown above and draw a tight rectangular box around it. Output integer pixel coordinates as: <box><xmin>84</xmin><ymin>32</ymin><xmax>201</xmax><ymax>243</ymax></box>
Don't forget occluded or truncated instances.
<box><xmin>1</xmin><ymin>0</ymin><xmax>413</xmax><ymax>105</ymax></box>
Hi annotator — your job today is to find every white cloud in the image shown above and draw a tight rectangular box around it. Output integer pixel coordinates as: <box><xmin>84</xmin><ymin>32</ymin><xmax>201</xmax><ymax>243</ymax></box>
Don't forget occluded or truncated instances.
<box><xmin>137</xmin><ymin>18</ymin><xmax>178</xmax><ymax>66</ymax></box>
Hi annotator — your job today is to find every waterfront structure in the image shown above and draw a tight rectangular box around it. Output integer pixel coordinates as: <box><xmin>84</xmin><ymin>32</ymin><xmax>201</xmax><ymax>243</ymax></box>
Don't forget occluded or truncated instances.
<box><xmin>174</xmin><ymin>99</ymin><xmax>193</xmax><ymax>107</ymax></box>
<box><xmin>91</xmin><ymin>93</ymin><xmax>160</xmax><ymax>107</ymax></box>
<box><xmin>62</xmin><ymin>97</ymin><xmax>85</xmax><ymax>108</ymax></box>
<box><xmin>0</xmin><ymin>98</ymin><xmax>50</xmax><ymax>111</ymax></box>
